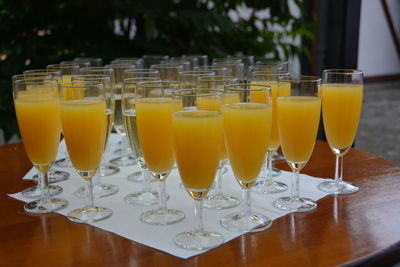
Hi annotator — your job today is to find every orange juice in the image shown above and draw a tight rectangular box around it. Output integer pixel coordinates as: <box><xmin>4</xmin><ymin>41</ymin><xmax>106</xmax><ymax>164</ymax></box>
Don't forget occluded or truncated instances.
<box><xmin>173</xmin><ymin>110</ymin><xmax>223</xmax><ymax>190</ymax></box>
<box><xmin>277</xmin><ymin>96</ymin><xmax>321</xmax><ymax>163</ymax></box>
<box><xmin>250</xmin><ymin>81</ymin><xmax>291</xmax><ymax>150</ymax></box>
<box><xmin>136</xmin><ymin>98</ymin><xmax>176</xmax><ymax>173</ymax></box>
<box><xmin>322</xmin><ymin>84</ymin><xmax>363</xmax><ymax>151</ymax></box>
<box><xmin>15</xmin><ymin>99</ymin><xmax>61</xmax><ymax>166</ymax></box>
<box><xmin>61</xmin><ymin>100</ymin><xmax>106</xmax><ymax>171</ymax></box>
<box><xmin>223</xmin><ymin>103</ymin><xmax>272</xmax><ymax>186</ymax></box>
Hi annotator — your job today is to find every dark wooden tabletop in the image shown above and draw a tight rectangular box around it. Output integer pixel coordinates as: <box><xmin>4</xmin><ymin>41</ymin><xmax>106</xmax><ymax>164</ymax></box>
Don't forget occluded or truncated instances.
<box><xmin>1</xmin><ymin>141</ymin><xmax>400</xmax><ymax>266</ymax></box>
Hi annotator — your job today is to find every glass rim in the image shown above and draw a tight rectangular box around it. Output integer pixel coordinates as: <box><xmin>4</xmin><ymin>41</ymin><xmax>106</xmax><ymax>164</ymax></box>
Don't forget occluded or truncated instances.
<box><xmin>123</xmin><ymin>77</ymin><xmax>161</xmax><ymax>83</ymax></box>
<box><xmin>323</xmin><ymin>69</ymin><xmax>363</xmax><ymax>75</ymax></box>
<box><xmin>106</xmin><ymin>63</ymin><xmax>136</xmax><ymax>68</ymax></box>
<box><xmin>278</xmin><ymin>75</ymin><xmax>321</xmax><ymax>83</ymax></box>
<box><xmin>74</xmin><ymin>57</ymin><xmax>102</xmax><ymax>60</ymax></box>
<box><xmin>178</xmin><ymin>70</ymin><xmax>216</xmax><ymax>76</ymax></box>
<box><xmin>80</xmin><ymin>66</ymin><xmax>113</xmax><ymax>71</ymax></box>
<box><xmin>23</xmin><ymin>69</ymin><xmax>61</xmax><ymax>75</ymax></box>
<box><xmin>59</xmin><ymin>81</ymin><xmax>104</xmax><ymax>88</ymax></box>
<box><xmin>124</xmin><ymin>68</ymin><xmax>159</xmax><ymax>73</ymax></box>
<box><xmin>47</xmin><ymin>63</ymin><xmax>80</xmax><ymax>69</ymax></box>
<box><xmin>172</xmin><ymin>88</ymin><xmax>223</xmax><ymax>97</ymax></box>
<box><xmin>136</xmin><ymin>80</ymin><xmax>180</xmax><ymax>88</ymax></box>
<box><xmin>194</xmin><ymin>66</ymin><xmax>228</xmax><ymax>70</ymax></box>
<box><xmin>225</xmin><ymin>83</ymin><xmax>272</xmax><ymax>91</ymax></box>
<box><xmin>13</xmin><ymin>78</ymin><xmax>58</xmax><ymax>85</ymax></box>
<box><xmin>73</xmin><ymin>74</ymin><xmax>110</xmax><ymax>78</ymax></box>
<box><xmin>151</xmin><ymin>64</ymin><xmax>185</xmax><ymax>69</ymax></box>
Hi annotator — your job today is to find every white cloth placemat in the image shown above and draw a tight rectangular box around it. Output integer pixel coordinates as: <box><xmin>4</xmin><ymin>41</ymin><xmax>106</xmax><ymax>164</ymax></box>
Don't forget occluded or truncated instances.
<box><xmin>8</xmin><ymin>134</ymin><xmax>332</xmax><ymax>259</ymax></box>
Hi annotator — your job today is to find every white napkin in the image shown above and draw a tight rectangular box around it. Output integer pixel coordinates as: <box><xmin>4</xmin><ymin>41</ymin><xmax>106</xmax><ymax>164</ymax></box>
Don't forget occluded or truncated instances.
<box><xmin>8</xmin><ymin>134</ymin><xmax>332</xmax><ymax>259</ymax></box>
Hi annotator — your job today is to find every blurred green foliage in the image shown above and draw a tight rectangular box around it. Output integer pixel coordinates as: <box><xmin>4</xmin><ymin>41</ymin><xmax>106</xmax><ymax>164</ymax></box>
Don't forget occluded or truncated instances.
<box><xmin>0</xmin><ymin>0</ymin><xmax>312</xmax><ymax>141</ymax></box>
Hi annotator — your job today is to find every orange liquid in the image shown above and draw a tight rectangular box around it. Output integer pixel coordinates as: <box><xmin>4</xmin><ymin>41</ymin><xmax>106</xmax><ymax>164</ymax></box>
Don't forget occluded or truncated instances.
<box><xmin>15</xmin><ymin>99</ymin><xmax>61</xmax><ymax>166</ymax></box>
<box><xmin>322</xmin><ymin>84</ymin><xmax>363</xmax><ymax>152</ymax></box>
<box><xmin>277</xmin><ymin>96</ymin><xmax>321</xmax><ymax>164</ymax></box>
<box><xmin>136</xmin><ymin>98</ymin><xmax>176</xmax><ymax>173</ymax></box>
<box><xmin>173</xmin><ymin>110</ymin><xmax>222</xmax><ymax>191</ymax></box>
<box><xmin>223</xmin><ymin>103</ymin><xmax>272</xmax><ymax>185</ymax></box>
<box><xmin>61</xmin><ymin>100</ymin><xmax>106</xmax><ymax>171</ymax></box>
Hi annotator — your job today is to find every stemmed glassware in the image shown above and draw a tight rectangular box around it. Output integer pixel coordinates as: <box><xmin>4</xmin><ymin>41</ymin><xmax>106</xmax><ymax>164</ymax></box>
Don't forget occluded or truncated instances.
<box><xmin>107</xmin><ymin>63</ymin><xmax>137</xmax><ymax>167</ymax></box>
<box><xmin>220</xmin><ymin>83</ymin><xmax>273</xmax><ymax>232</ymax></box>
<box><xmin>178</xmin><ymin>70</ymin><xmax>215</xmax><ymax>88</ymax></box>
<box><xmin>13</xmin><ymin>78</ymin><xmax>68</xmax><ymax>213</ymax></box>
<box><xmin>74</xmin><ymin>57</ymin><xmax>103</xmax><ymax>67</ymax></box>
<box><xmin>60</xmin><ymin>82</ymin><xmax>112</xmax><ymax>223</ymax></box>
<box><xmin>142</xmin><ymin>55</ymin><xmax>169</xmax><ymax>68</ymax></box>
<box><xmin>172</xmin><ymin>89</ymin><xmax>224</xmax><ymax>250</ymax></box>
<box><xmin>122</xmin><ymin>78</ymin><xmax>162</xmax><ymax>206</ymax></box>
<box><xmin>136</xmin><ymin>81</ymin><xmax>185</xmax><ymax>225</ymax></box>
<box><xmin>150</xmin><ymin>64</ymin><xmax>184</xmax><ymax>81</ymax></box>
<box><xmin>197</xmin><ymin>76</ymin><xmax>240</xmax><ymax>210</ymax></box>
<box><xmin>71</xmin><ymin>75</ymin><xmax>119</xmax><ymax>198</ymax></box>
<box><xmin>250</xmin><ymin>71</ymin><xmax>288</xmax><ymax>194</ymax></box>
<box><xmin>273</xmin><ymin>76</ymin><xmax>321</xmax><ymax>212</ymax></box>
<box><xmin>317</xmin><ymin>69</ymin><xmax>363</xmax><ymax>194</ymax></box>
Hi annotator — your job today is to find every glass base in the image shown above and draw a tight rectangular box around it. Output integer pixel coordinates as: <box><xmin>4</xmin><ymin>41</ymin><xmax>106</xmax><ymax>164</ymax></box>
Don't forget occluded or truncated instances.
<box><xmin>140</xmin><ymin>208</ymin><xmax>185</xmax><ymax>225</ymax></box>
<box><xmin>22</xmin><ymin>185</ymin><xmax>63</xmax><ymax>198</ymax></box>
<box><xmin>203</xmin><ymin>194</ymin><xmax>240</xmax><ymax>210</ymax></box>
<box><xmin>109</xmin><ymin>156</ymin><xmax>136</xmax><ymax>167</ymax></box>
<box><xmin>221</xmin><ymin>211</ymin><xmax>272</xmax><ymax>233</ymax></box>
<box><xmin>252</xmin><ymin>180</ymin><xmax>288</xmax><ymax>194</ymax></box>
<box><xmin>124</xmin><ymin>191</ymin><xmax>162</xmax><ymax>206</ymax></box>
<box><xmin>74</xmin><ymin>184</ymin><xmax>119</xmax><ymax>198</ymax></box>
<box><xmin>24</xmin><ymin>198</ymin><xmax>68</xmax><ymax>214</ymax></box>
<box><xmin>272</xmin><ymin>167</ymin><xmax>282</xmax><ymax>177</ymax></box>
<box><xmin>99</xmin><ymin>164</ymin><xmax>120</xmax><ymax>176</ymax></box>
<box><xmin>318</xmin><ymin>180</ymin><xmax>359</xmax><ymax>195</ymax></box>
<box><xmin>54</xmin><ymin>157</ymin><xmax>74</xmax><ymax>168</ymax></box>
<box><xmin>67</xmin><ymin>206</ymin><xmax>113</xmax><ymax>223</ymax></box>
<box><xmin>126</xmin><ymin>171</ymin><xmax>156</xmax><ymax>183</ymax></box>
<box><xmin>273</xmin><ymin>197</ymin><xmax>317</xmax><ymax>212</ymax></box>
<box><xmin>174</xmin><ymin>231</ymin><xmax>224</xmax><ymax>251</ymax></box>
<box><xmin>32</xmin><ymin>170</ymin><xmax>70</xmax><ymax>183</ymax></box>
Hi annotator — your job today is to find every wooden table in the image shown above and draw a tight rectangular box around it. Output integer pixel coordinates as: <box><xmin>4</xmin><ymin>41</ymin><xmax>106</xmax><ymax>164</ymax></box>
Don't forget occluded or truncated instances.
<box><xmin>1</xmin><ymin>141</ymin><xmax>400</xmax><ymax>266</ymax></box>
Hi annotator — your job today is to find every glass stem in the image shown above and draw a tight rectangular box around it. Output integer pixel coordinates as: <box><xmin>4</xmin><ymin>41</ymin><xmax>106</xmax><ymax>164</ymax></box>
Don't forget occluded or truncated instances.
<box><xmin>92</xmin><ymin>171</ymin><xmax>101</xmax><ymax>187</ymax></box>
<box><xmin>334</xmin><ymin>155</ymin><xmax>344</xmax><ymax>184</ymax></box>
<box><xmin>213</xmin><ymin>166</ymin><xmax>223</xmax><ymax>196</ymax></box>
<box><xmin>194</xmin><ymin>199</ymin><xmax>204</xmax><ymax>233</ymax></box>
<box><xmin>121</xmin><ymin>135</ymin><xmax>128</xmax><ymax>157</ymax></box>
<box><xmin>85</xmin><ymin>179</ymin><xmax>95</xmax><ymax>209</ymax></box>
<box><xmin>158</xmin><ymin>180</ymin><xmax>167</xmax><ymax>211</ymax></box>
<box><xmin>142</xmin><ymin>169</ymin><xmax>151</xmax><ymax>192</ymax></box>
<box><xmin>242</xmin><ymin>188</ymin><xmax>252</xmax><ymax>215</ymax></box>
<box><xmin>266</xmin><ymin>155</ymin><xmax>273</xmax><ymax>185</ymax></box>
<box><xmin>291</xmin><ymin>169</ymin><xmax>300</xmax><ymax>199</ymax></box>
<box><xmin>39</xmin><ymin>170</ymin><xmax>50</xmax><ymax>200</ymax></box>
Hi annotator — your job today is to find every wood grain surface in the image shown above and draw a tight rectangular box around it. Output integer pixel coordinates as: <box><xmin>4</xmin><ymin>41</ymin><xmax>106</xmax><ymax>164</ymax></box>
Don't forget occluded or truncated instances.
<box><xmin>0</xmin><ymin>141</ymin><xmax>399</xmax><ymax>266</ymax></box>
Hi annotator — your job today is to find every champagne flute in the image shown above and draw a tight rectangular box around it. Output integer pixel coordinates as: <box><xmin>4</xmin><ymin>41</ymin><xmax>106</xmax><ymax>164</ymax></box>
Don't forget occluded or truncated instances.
<box><xmin>13</xmin><ymin>78</ymin><xmax>68</xmax><ymax>213</ymax></box>
<box><xmin>111</xmin><ymin>57</ymin><xmax>143</xmax><ymax>68</ymax></box>
<box><xmin>193</xmin><ymin>66</ymin><xmax>229</xmax><ymax>76</ymax></box>
<box><xmin>122</xmin><ymin>77</ymin><xmax>162</xmax><ymax>206</ymax></box>
<box><xmin>160</xmin><ymin>59</ymin><xmax>191</xmax><ymax>71</ymax></box>
<box><xmin>136</xmin><ymin>81</ymin><xmax>185</xmax><ymax>225</ymax></box>
<box><xmin>197</xmin><ymin>76</ymin><xmax>241</xmax><ymax>210</ymax></box>
<box><xmin>273</xmin><ymin>76</ymin><xmax>321</xmax><ymax>212</ymax></box>
<box><xmin>124</xmin><ymin>69</ymin><xmax>161</xmax><ymax>79</ymax></box>
<box><xmin>47</xmin><ymin>63</ymin><xmax>80</xmax><ymax>168</ymax></box>
<box><xmin>221</xmin><ymin>83</ymin><xmax>273</xmax><ymax>232</ymax></box>
<box><xmin>71</xmin><ymin>75</ymin><xmax>119</xmax><ymax>198</ymax></box>
<box><xmin>172</xmin><ymin>89</ymin><xmax>224</xmax><ymax>250</ymax></box>
<box><xmin>255</xmin><ymin>60</ymin><xmax>289</xmax><ymax>72</ymax></box>
<box><xmin>317</xmin><ymin>69</ymin><xmax>363</xmax><ymax>194</ymax></box>
<box><xmin>212</xmin><ymin>61</ymin><xmax>245</xmax><ymax>79</ymax></box>
<box><xmin>79</xmin><ymin>67</ymin><xmax>120</xmax><ymax>176</ymax></box>
<box><xmin>181</xmin><ymin>54</ymin><xmax>209</xmax><ymax>67</ymax></box>
<box><xmin>12</xmin><ymin>74</ymin><xmax>68</xmax><ymax>198</ymax></box>
<box><xmin>178</xmin><ymin>70</ymin><xmax>215</xmax><ymax>89</ymax></box>
<box><xmin>60</xmin><ymin>82</ymin><xmax>112</xmax><ymax>223</ymax></box>
<box><xmin>74</xmin><ymin>57</ymin><xmax>103</xmax><ymax>67</ymax></box>
<box><xmin>150</xmin><ymin>64</ymin><xmax>184</xmax><ymax>81</ymax></box>
<box><xmin>106</xmin><ymin>63</ymin><xmax>137</xmax><ymax>166</ymax></box>
<box><xmin>142</xmin><ymin>55</ymin><xmax>169</xmax><ymax>68</ymax></box>
<box><xmin>250</xmin><ymin>71</ymin><xmax>288</xmax><ymax>194</ymax></box>
<box><xmin>61</xmin><ymin>60</ymin><xmax>91</xmax><ymax>68</ymax></box>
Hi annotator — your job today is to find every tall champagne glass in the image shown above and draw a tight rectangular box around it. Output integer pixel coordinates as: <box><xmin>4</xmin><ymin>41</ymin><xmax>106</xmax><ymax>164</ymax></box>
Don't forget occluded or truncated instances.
<box><xmin>47</xmin><ymin>63</ymin><xmax>80</xmax><ymax>168</ymax></box>
<box><xmin>124</xmin><ymin>69</ymin><xmax>160</xmax><ymax>79</ymax></box>
<box><xmin>71</xmin><ymin>75</ymin><xmax>119</xmax><ymax>198</ymax></box>
<box><xmin>212</xmin><ymin>61</ymin><xmax>245</xmax><ymax>79</ymax></box>
<box><xmin>142</xmin><ymin>55</ymin><xmax>169</xmax><ymax>68</ymax></box>
<box><xmin>111</xmin><ymin>57</ymin><xmax>143</xmax><ymax>68</ymax></box>
<box><xmin>221</xmin><ymin>83</ymin><xmax>273</xmax><ymax>232</ymax></box>
<box><xmin>193</xmin><ymin>66</ymin><xmax>229</xmax><ymax>76</ymax></box>
<box><xmin>273</xmin><ymin>76</ymin><xmax>321</xmax><ymax>212</ymax></box>
<box><xmin>178</xmin><ymin>70</ymin><xmax>215</xmax><ymax>88</ymax></box>
<box><xmin>74</xmin><ymin>57</ymin><xmax>103</xmax><ymax>67</ymax></box>
<box><xmin>250</xmin><ymin>71</ymin><xmax>288</xmax><ymax>194</ymax></box>
<box><xmin>60</xmin><ymin>82</ymin><xmax>112</xmax><ymax>223</ymax></box>
<box><xmin>197</xmin><ymin>76</ymin><xmax>241</xmax><ymax>210</ymax></box>
<box><xmin>122</xmin><ymin>78</ymin><xmax>162</xmax><ymax>206</ymax></box>
<box><xmin>13</xmin><ymin>78</ymin><xmax>68</xmax><ymax>213</ymax></box>
<box><xmin>150</xmin><ymin>64</ymin><xmax>184</xmax><ymax>81</ymax></box>
<box><xmin>318</xmin><ymin>69</ymin><xmax>363</xmax><ymax>194</ymax></box>
<box><xmin>107</xmin><ymin>63</ymin><xmax>137</xmax><ymax>166</ymax></box>
<box><xmin>21</xmin><ymin>71</ymin><xmax>71</xmax><ymax>184</ymax></box>
<box><xmin>172</xmin><ymin>89</ymin><xmax>224</xmax><ymax>250</ymax></box>
<box><xmin>136</xmin><ymin>81</ymin><xmax>185</xmax><ymax>225</ymax></box>
<box><xmin>79</xmin><ymin>67</ymin><xmax>120</xmax><ymax>176</ymax></box>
